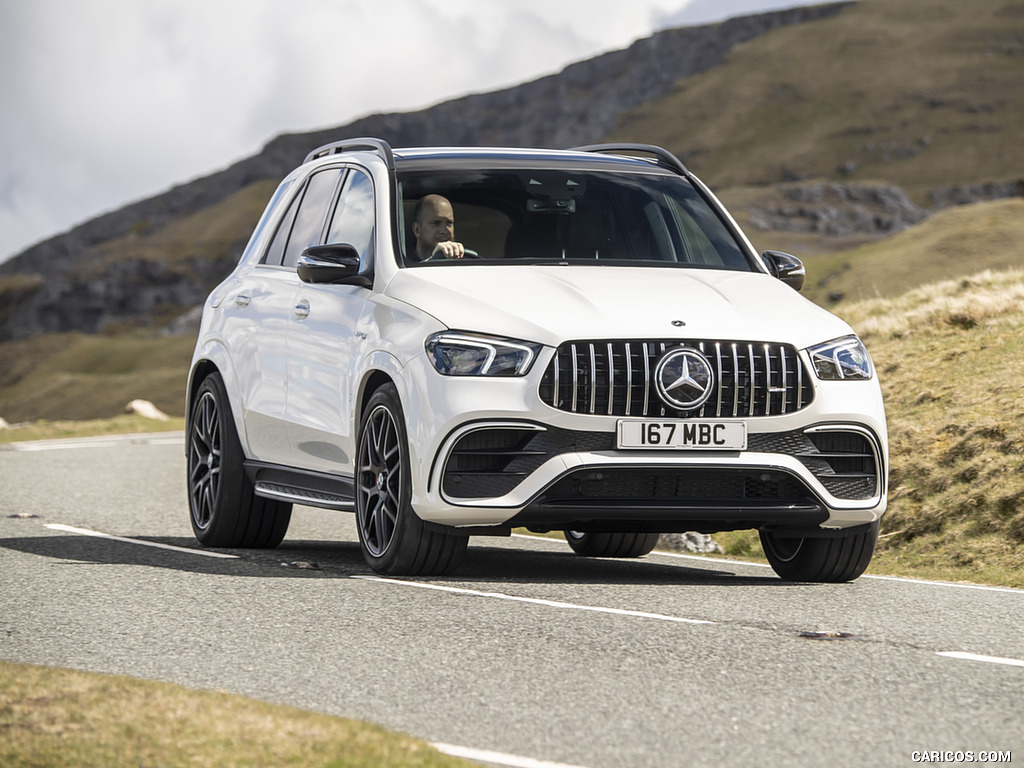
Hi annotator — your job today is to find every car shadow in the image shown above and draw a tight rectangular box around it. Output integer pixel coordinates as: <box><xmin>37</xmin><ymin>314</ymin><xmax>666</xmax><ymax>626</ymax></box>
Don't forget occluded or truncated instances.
<box><xmin>0</xmin><ymin>533</ymin><xmax>791</xmax><ymax>587</ymax></box>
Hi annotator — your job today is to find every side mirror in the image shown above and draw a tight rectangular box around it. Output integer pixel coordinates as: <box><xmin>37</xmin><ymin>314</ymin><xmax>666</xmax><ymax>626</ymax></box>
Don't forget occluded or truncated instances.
<box><xmin>297</xmin><ymin>244</ymin><xmax>373</xmax><ymax>287</ymax></box>
<box><xmin>763</xmin><ymin>250</ymin><xmax>805</xmax><ymax>291</ymax></box>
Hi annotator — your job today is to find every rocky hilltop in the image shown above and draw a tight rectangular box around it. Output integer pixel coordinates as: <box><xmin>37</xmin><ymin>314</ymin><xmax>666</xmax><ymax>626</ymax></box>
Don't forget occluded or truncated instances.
<box><xmin>0</xmin><ymin>3</ymin><xmax>851</xmax><ymax>341</ymax></box>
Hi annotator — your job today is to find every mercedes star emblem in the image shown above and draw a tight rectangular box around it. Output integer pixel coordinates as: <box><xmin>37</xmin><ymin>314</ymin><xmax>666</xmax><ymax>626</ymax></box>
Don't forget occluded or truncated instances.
<box><xmin>654</xmin><ymin>347</ymin><xmax>714</xmax><ymax>410</ymax></box>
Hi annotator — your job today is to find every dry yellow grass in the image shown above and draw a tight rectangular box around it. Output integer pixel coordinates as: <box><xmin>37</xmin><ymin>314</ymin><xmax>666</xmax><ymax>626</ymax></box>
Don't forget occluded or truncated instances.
<box><xmin>0</xmin><ymin>662</ymin><xmax>472</xmax><ymax>768</ymax></box>
<box><xmin>841</xmin><ymin>267</ymin><xmax>1024</xmax><ymax>586</ymax></box>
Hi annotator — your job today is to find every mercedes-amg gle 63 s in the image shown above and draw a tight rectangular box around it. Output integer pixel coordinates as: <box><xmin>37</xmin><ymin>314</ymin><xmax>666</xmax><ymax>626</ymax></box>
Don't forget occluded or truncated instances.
<box><xmin>186</xmin><ymin>139</ymin><xmax>887</xmax><ymax>581</ymax></box>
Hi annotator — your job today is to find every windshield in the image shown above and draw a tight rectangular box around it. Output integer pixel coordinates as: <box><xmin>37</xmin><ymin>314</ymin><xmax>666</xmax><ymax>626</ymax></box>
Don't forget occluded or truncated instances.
<box><xmin>396</xmin><ymin>167</ymin><xmax>752</xmax><ymax>270</ymax></box>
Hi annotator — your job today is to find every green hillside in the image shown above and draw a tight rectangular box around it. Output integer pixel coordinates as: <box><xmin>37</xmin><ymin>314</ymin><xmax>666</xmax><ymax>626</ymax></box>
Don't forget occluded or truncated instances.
<box><xmin>611</xmin><ymin>0</ymin><xmax>1024</xmax><ymax>201</ymax></box>
<box><xmin>801</xmin><ymin>197</ymin><xmax>1024</xmax><ymax>305</ymax></box>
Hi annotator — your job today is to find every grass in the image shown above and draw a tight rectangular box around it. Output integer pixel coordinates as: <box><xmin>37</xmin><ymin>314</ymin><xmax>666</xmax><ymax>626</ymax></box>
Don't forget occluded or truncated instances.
<box><xmin>0</xmin><ymin>662</ymin><xmax>472</xmax><ymax>768</ymax></box>
<box><xmin>0</xmin><ymin>331</ymin><xmax>194</xmax><ymax>423</ymax></box>
<box><xmin>799</xmin><ymin>198</ymin><xmax>1024</xmax><ymax>307</ymax></box>
<box><xmin>0</xmin><ymin>414</ymin><xmax>185</xmax><ymax>445</ymax></box>
<box><xmin>839</xmin><ymin>266</ymin><xmax>1024</xmax><ymax>587</ymax></box>
<box><xmin>609</xmin><ymin>0</ymin><xmax>1024</xmax><ymax>203</ymax></box>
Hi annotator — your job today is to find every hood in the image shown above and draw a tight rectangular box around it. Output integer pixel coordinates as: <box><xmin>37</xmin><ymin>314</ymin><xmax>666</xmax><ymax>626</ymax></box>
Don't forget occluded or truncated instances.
<box><xmin>384</xmin><ymin>264</ymin><xmax>852</xmax><ymax>349</ymax></box>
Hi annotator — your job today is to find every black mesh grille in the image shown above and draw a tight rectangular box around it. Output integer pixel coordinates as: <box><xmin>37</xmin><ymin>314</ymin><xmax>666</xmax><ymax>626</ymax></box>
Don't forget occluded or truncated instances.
<box><xmin>539</xmin><ymin>339</ymin><xmax>813</xmax><ymax>418</ymax></box>
<box><xmin>537</xmin><ymin>468</ymin><xmax>815</xmax><ymax>504</ymax></box>
<box><xmin>750</xmin><ymin>429</ymin><xmax>879</xmax><ymax>500</ymax></box>
<box><xmin>442</xmin><ymin>427</ymin><xmax>615</xmax><ymax>499</ymax></box>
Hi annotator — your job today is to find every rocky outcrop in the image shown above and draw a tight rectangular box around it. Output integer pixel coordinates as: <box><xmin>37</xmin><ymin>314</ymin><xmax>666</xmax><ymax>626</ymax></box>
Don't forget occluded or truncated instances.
<box><xmin>928</xmin><ymin>180</ymin><xmax>1024</xmax><ymax>209</ymax></box>
<box><xmin>745</xmin><ymin>181</ymin><xmax>929</xmax><ymax>237</ymax></box>
<box><xmin>0</xmin><ymin>3</ymin><xmax>853</xmax><ymax>340</ymax></box>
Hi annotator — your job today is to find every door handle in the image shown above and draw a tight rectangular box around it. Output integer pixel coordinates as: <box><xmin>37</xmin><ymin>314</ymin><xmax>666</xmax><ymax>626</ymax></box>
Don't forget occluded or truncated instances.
<box><xmin>233</xmin><ymin>293</ymin><xmax>252</xmax><ymax>308</ymax></box>
<box><xmin>294</xmin><ymin>299</ymin><xmax>310</xmax><ymax>320</ymax></box>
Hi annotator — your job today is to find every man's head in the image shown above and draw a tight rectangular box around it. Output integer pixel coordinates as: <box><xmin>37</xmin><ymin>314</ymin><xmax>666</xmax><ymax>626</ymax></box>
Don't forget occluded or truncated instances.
<box><xmin>411</xmin><ymin>194</ymin><xmax>455</xmax><ymax>260</ymax></box>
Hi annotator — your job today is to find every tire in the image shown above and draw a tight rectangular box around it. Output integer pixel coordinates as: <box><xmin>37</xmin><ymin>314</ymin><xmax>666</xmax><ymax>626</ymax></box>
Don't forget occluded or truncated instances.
<box><xmin>187</xmin><ymin>372</ymin><xmax>292</xmax><ymax>548</ymax></box>
<box><xmin>759</xmin><ymin>520</ymin><xmax>879</xmax><ymax>582</ymax></box>
<box><xmin>355</xmin><ymin>384</ymin><xmax>467</xmax><ymax>576</ymax></box>
<box><xmin>564</xmin><ymin>531</ymin><xmax>661</xmax><ymax>558</ymax></box>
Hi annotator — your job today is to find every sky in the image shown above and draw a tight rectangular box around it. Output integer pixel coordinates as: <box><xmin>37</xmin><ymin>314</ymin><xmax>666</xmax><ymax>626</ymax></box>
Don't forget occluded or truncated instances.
<box><xmin>0</xmin><ymin>0</ymin><xmax>806</xmax><ymax>263</ymax></box>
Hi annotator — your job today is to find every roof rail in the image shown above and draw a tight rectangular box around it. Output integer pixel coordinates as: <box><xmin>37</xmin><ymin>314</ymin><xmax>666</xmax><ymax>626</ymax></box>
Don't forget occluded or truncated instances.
<box><xmin>571</xmin><ymin>143</ymin><xmax>690</xmax><ymax>176</ymax></box>
<box><xmin>303</xmin><ymin>137</ymin><xmax>395</xmax><ymax>169</ymax></box>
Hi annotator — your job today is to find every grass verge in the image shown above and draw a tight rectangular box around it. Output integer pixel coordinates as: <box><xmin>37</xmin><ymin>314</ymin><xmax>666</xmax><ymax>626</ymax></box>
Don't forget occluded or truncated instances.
<box><xmin>0</xmin><ymin>414</ymin><xmax>185</xmax><ymax>445</ymax></box>
<box><xmin>0</xmin><ymin>662</ymin><xmax>472</xmax><ymax>768</ymax></box>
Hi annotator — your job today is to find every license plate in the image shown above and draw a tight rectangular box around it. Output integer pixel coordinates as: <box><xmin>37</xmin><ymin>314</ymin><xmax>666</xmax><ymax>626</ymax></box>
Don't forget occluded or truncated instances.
<box><xmin>616</xmin><ymin>420</ymin><xmax>747</xmax><ymax>450</ymax></box>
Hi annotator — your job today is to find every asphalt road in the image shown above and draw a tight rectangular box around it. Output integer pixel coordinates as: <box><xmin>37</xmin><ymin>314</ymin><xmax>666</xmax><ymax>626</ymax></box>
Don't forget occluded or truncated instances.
<box><xmin>1</xmin><ymin>433</ymin><xmax>1021</xmax><ymax>768</ymax></box>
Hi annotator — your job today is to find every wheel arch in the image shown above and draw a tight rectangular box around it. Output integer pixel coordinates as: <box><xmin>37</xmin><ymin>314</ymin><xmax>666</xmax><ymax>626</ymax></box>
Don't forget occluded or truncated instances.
<box><xmin>353</xmin><ymin>348</ymin><xmax>408</xmax><ymax>440</ymax></box>
<box><xmin>186</xmin><ymin>341</ymin><xmax>249</xmax><ymax>458</ymax></box>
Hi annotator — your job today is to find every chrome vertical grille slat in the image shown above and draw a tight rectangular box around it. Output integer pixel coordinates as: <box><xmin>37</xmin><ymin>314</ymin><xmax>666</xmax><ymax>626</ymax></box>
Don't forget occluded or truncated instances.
<box><xmin>642</xmin><ymin>343</ymin><xmax>651</xmax><ymax>416</ymax></box>
<box><xmin>747</xmin><ymin>345</ymin><xmax>757</xmax><ymax>418</ymax></box>
<box><xmin>731</xmin><ymin>343</ymin><xmax>740</xmax><ymax>418</ymax></box>
<box><xmin>606</xmin><ymin>343</ymin><xmax>615</xmax><ymax>416</ymax></box>
<box><xmin>588</xmin><ymin>343</ymin><xmax>597</xmax><ymax>415</ymax></box>
<box><xmin>624</xmin><ymin>342</ymin><xmax>633</xmax><ymax>416</ymax></box>
<box><xmin>539</xmin><ymin>339</ymin><xmax>813</xmax><ymax>418</ymax></box>
<box><xmin>570</xmin><ymin>345</ymin><xmax>579</xmax><ymax>412</ymax></box>
<box><xmin>715</xmin><ymin>342</ymin><xmax>724</xmax><ymax>417</ymax></box>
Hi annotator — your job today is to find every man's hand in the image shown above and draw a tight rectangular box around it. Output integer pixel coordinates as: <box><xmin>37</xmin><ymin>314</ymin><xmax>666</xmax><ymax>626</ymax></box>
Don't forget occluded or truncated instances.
<box><xmin>431</xmin><ymin>241</ymin><xmax>466</xmax><ymax>259</ymax></box>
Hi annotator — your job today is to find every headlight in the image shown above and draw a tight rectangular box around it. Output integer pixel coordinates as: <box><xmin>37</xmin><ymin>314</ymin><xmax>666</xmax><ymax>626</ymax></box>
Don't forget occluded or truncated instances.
<box><xmin>807</xmin><ymin>336</ymin><xmax>874</xmax><ymax>380</ymax></box>
<box><xmin>426</xmin><ymin>332</ymin><xmax>543</xmax><ymax>376</ymax></box>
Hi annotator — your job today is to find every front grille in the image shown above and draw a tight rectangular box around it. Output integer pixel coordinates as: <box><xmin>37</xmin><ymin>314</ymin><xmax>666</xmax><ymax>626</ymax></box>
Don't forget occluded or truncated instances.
<box><xmin>539</xmin><ymin>339</ymin><xmax>813</xmax><ymax>418</ymax></box>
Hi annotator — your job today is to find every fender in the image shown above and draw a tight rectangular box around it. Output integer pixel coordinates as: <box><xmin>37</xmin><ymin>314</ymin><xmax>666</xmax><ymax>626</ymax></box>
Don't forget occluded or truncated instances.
<box><xmin>186</xmin><ymin>336</ymin><xmax>252</xmax><ymax>458</ymax></box>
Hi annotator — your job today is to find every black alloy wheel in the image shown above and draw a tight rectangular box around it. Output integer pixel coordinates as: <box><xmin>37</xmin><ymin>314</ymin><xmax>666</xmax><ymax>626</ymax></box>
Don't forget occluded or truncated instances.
<box><xmin>187</xmin><ymin>372</ymin><xmax>291</xmax><ymax>548</ymax></box>
<box><xmin>355</xmin><ymin>384</ymin><xmax>467</xmax><ymax>575</ymax></box>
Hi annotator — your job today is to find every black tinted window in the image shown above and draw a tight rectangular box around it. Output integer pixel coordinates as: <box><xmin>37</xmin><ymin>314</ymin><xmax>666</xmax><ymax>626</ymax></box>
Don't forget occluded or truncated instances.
<box><xmin>397</xmin><ymin>168</ymin><xmax>750</xmax><ymax>270</ymax></box>
<box><xmin>281</xmin><ymin>168</ymin><xmax>343</xmax><ymax>269</ymax></box>
<box><xmin>262</xmin><ymin>188</ymin><xmax>301</xmax><ymax>266</ymax></box>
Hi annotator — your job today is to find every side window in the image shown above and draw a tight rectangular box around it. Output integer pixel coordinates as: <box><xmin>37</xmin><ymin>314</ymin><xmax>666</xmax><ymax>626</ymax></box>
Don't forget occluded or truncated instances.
<box><xmin>262</xmin><ymin>187</ymin><xmax>301</xmax><ymax>266</ymax></box>
<box><xmin>326</xmin><ymin>169</ymin><xmax>375</xmax><ymax>259</ymax></box>
<box><xmin>281</xmin><ymin>168</ymin><xmax>344</xmax><ymax>269</ymax></box>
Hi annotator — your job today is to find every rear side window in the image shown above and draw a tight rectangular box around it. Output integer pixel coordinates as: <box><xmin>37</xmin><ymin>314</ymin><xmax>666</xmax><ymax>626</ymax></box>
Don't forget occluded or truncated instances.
<box><xmin>262</xmin><ymin>189</ymin><xmax>301</xmax><ymax>266</ymax></box>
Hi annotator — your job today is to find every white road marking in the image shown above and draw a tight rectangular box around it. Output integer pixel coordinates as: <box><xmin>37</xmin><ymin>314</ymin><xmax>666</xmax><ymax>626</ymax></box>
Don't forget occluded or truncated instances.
<box><xmin>652</xmin><ymin>548</ymin><xmax>1024</xmax><ymax>594</ymax></box>
<box><xmin>860</xmin><ymin>573</ymin><xmax>1024</xmax><ymax>595</ymax></box>
<box><xmin>45</xmin><ymin>524</ymin><xmax>238</xmax><ymax>559</ymax></box>
<box><xmin>354</xmin><ymin>575</ymin><xmax>714</xmax><ymax>625</ymax></box>
<box><xmin>433</xmin><ymin>742</ymin><xmax>591</xmax><ymax>768</ymax></box>
<box><xmin>515</xmin><ymin>533</ymin><xmax>1024</xmax><ymax>595</ymax></box>
<box><xmin>937</xmin><ymin>651</ymin><xmax>1024</xmax><ymax>669</ymax></box>
<box><xmin>2</xmin><ymin>432</ymin><xmax>183</xmax><ymax>452</ymax></box>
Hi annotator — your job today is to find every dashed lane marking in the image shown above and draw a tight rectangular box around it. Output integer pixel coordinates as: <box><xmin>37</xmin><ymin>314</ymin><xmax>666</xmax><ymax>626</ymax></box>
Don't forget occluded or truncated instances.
<box><xmin>433</xmin><ymin>742</ymin><xmax>591</xmax><ymax>768</ymax></box>
<box><xmin>937</xmin><ymin>651</ymin><xmax>1024</xmax><ymax>669</ymax></box>
<box><xmin>45</xmin><ymin>524</ymin><xmax>238</xmax><ymax>559</ymax></box>
<box><xmin>354</xmin><ymin>575</ymin><xmax>714</xmax><ymax>625</ymax></box>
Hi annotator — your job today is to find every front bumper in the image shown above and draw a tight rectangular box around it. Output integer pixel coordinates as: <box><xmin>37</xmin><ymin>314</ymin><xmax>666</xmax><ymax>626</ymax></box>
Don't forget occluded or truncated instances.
<box><xmin>400</xmin><ymin>350</ymin><xmax>888</xmax><ymax>534</ymax></box>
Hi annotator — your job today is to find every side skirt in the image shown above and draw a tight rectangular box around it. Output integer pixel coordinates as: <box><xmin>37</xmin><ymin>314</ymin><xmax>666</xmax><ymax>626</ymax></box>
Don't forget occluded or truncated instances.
<box><xmin>244</xmin><ymin>461</ymin><xmax>355</xmax><ymax>511</ymax></box>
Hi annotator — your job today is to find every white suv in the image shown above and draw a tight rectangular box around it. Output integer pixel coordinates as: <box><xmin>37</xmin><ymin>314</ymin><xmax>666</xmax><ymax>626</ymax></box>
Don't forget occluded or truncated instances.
<box><xmin>186</xmin><ymin>139</ymin><xmax>887</xmax><ymax>581</ymax></box>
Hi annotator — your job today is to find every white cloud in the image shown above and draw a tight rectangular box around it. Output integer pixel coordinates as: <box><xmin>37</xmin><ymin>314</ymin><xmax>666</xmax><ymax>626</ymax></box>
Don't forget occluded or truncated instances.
<box><xmin>0</xmin><ymin>0</ymin><xmax>790</xmax><ymax>263</ymax></box>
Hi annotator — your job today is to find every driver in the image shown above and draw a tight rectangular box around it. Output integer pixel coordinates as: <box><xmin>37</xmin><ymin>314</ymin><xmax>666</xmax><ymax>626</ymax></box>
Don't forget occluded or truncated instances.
<box><xmin>410</xmin><ymin>194</ymin><xmax>467</xmax><ymax>261</ymax></box>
